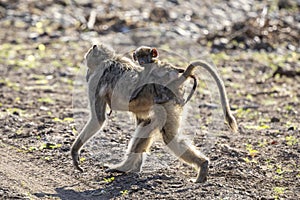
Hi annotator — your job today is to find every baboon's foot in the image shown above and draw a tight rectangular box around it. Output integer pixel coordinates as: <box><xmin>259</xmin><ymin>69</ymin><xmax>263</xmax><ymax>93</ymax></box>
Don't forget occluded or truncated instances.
<box><xmin>106</xmin><ymin>153</ymin><xmax>143</xmax><ymax>173</ymax></box>
<box><xmin>105</xmin><ymin>166</ymin><xmax>133</xmax><ymax>173</ymax></box>
<box><xmin>104</xmin><ymin>163</ymin><xmax>128</xmax><ymax>173</ymax></box>
<box><xmin>105</xmin><ymin>163</ymin><xmax>141</xmax><ymax>173</ymax></box>
<box><xmin>194</xmin><ymin>160</ymin><xmax>209</xmax><ymax>183</ymax></box>
<box><xmin>71</xmin><ymin>150</ymin><xmax>84</xmax><ymax>172</ymax></box>
<box><xmin>105</xmin><ymin>167</ymin><xmax>125</xmax><ymax>173</ymax></box>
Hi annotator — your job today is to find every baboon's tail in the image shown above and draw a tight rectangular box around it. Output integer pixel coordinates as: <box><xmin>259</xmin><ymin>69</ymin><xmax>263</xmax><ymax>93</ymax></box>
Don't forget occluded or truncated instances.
<box><xmin>185</xmin><ymin>61</ymin><xmax>238</xmax><ymax>133</ymax></box>
<box><xmin>225</xmin><ymin>110</ymin><xmax>238</xmax><ymax>133</ymax></box>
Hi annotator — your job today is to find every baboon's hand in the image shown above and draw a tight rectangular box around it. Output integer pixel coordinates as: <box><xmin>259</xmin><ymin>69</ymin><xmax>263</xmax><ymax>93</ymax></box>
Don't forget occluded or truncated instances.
<box><xmin>71</xmin><ymin>150</ymin><xmax>84</xmax><ymax>172</ymax></box>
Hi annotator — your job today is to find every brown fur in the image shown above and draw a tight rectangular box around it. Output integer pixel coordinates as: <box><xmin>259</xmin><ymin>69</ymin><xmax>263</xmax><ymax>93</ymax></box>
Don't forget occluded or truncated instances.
<box><xmin>131</xmin><ymin>46</ymin><xmax>237</xmax><ymax>132</ymax></box>
<box><xmin>131</xmin><ymin>46</ymin><xmax>197</xmax><ymax>105</ymax></box>
<box><xmin>71</xmin><ymin>44</ymin><xmax>237</xmax><ymax>183</ymax></box>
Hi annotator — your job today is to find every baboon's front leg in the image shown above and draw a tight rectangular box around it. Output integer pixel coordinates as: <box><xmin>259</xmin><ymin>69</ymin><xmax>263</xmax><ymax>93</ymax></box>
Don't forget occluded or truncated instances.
<box><xmin>107</xmin><ymin>118</ymin><xmax>155</xmax><ymax>173</ymax></box>
<box><xmin>71</xmin><ymin>98</ymin><xmax>106</xmax><ymax>172</ymax></box>
<box><xmin>108</xmin><ymin>105</ymin><xmax>167</xmax><ymax>173</ymax></box>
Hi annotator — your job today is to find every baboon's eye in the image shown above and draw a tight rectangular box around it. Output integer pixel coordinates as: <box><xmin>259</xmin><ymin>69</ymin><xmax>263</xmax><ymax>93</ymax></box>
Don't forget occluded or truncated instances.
<box><xmin>93</xmin><ymin>45</ymin><xmax>97</xmax><ymax>49</ymax></box>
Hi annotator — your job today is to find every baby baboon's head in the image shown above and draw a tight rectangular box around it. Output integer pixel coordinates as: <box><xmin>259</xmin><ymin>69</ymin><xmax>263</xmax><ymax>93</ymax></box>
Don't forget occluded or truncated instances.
<box><xmin>132</xmin><ymin>46</ymin><xmax>159</xmax><ymax>65</ymax></box>
<box><xmin>85</xmin><ymin>44</ymin><xmax>114</xmax><ymax>70</ymax></box>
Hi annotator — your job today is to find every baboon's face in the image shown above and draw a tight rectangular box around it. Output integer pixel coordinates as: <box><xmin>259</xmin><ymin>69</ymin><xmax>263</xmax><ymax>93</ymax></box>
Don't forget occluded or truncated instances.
<box><xmin>132</xmin><ymin>46</ymin><xmax>158</xmax><ymax>65</ymax></box>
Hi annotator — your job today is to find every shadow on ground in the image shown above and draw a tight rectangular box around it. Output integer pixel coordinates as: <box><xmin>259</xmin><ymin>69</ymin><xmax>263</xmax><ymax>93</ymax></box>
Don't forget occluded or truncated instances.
<box><xmin>34</xmin><ymin>173</ymin><xmax>172</xmax><ymax>199</ymax></box>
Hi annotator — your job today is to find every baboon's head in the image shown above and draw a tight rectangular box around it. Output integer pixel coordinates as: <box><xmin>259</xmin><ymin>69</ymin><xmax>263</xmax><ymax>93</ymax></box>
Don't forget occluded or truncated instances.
<box><xmin>85</xmin><ymin>44</ymin><xmax>114</xmax><ymax>70</ymax></box>
<box><xmin>132</xmin><ymin>46</ymin><xmax>159</xmax><ymax>65</ymax></box>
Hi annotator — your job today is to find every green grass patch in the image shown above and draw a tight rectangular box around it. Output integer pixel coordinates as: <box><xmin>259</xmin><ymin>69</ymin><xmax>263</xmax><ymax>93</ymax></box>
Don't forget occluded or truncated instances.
<box><xmin>38</xmin><ymin>97</ymin><xmax>55</xmax><ymax>104</ymax></box>
<box><xmin>244</xmin><ymin>123</ymin><xmax>270</xmax><ymax>131</ymax></box>
<box><xmin>120</xmin><ymin>190</ymin><xmax>128</xmax><ymax>195</ymax></box>
<box><xmin>285</xmin><ymin>136</ymin><xmax>298</xmax><ymax>146</ymax></box>
<box><xmin>245</xmin><ymin>144</ymin><xmax>259</xmax><ymax>157</ymax></box>
<box><xmin>0</xmin><ymin>78</ymin><xmax>20</xmax><ymax>91</ymax></box>
<box><xmin>273</xmin><ymin>187</ymin><xmax>285</xmax><ymax>200</ymax></box>
<box><xmin>6</xmin><ymin>107</ymin><xmax>25</xmax><ymax>116</ymax></box>
<box><xmin>53</xmin><ymin>117</ymin><xmax>74</xmax><ymax>123</ymax></box>
<box><xmin>39</xmin><ymin>143</ymin><xmax>62</xmax><ymax>150</ymax></box>
<box><xmin>104</xmin><ymin>177</ymin><xmax>115</xmax><ymax>183</ymax></box>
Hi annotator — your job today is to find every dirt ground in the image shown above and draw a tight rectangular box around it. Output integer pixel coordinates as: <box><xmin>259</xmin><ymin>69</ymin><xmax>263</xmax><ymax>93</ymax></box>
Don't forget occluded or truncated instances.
<box><xmin>0</xmin><ymin>0</ymin><xmax>299</xmax><ymax>199</ymax></box>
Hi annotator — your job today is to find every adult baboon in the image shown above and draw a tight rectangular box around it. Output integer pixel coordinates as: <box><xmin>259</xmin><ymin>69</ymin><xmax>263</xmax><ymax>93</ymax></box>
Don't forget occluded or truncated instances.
<box><xmin>71</xmin><ymin>44</ymin><xmax>237</xmax><ymax>183</ymax></box>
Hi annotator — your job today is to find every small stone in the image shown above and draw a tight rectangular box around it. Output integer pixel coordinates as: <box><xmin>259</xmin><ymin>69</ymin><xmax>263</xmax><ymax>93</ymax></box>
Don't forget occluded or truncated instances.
<box><xmin>149</xmin><ymin>7</ymin><xmax>169</xmax><ymax>23</ymax></box>
<box><xmin>270</xmin><ymin>117</ymin><xmax>280</xmax><ymax>123</ymax></box>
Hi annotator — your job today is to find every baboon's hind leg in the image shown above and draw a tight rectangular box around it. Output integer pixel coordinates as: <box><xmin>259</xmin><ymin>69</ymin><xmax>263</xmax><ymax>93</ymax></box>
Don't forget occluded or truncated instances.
<box><xmin>162</xmin><ymin>131</ymin><xmax>209</xmax><ymax>183</ymax></box>
<box><xmin>161</xmin><ymin>103</ymin><xmax>209</xmax><ymax>183</ymax></box>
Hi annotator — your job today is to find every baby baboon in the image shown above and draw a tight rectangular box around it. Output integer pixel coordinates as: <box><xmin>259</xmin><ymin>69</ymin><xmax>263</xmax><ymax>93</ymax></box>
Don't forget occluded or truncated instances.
<box><xmin>132</xmin><ymin>46</ymin><xmax>197</xmax><ymax>105</ymax></box>
<box><xmin>71</xmin><ymin>44</ymin><xmax>237</xmax><ymax>183</ymax></box>
<box><xmin>132</xmin><ymin>46</ymin><xmax>238</xmax><ymax>132</ymax></box>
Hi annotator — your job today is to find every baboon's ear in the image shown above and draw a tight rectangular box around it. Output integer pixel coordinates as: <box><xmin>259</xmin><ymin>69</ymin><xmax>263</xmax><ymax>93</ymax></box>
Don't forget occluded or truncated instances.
<box><xmin>151</xmin><ymin>48</ymin><xmax>159</xmax><ymax>58</ymax></box>
<box><xmin>91</xmin><ymin>45</ymin><xmax>100</xmax><ymax>56</ymax></box>
<box><xmin>132</xmin><ymin>52</ymin><xmax>137</xmax><ymax>61</ymax></box>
